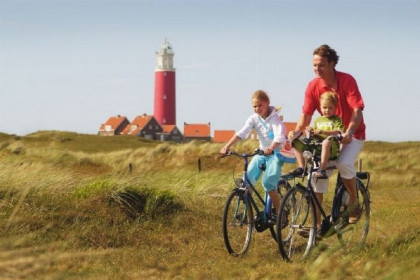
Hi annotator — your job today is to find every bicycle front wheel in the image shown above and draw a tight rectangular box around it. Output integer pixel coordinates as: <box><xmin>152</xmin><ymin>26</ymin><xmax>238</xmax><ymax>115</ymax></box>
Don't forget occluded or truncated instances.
<box><xmin>222</xmin><ymin>190</ymin><xmax>254</xmax><ymax>257</ymax></box>
<box><xmin>337</xmin><ymin>179</ymin><xmax>371</xmax><ymax>247</ymax></box>
<box><xmin>277</xmin><ymin>185</ymin><xmax>316</xmax><ymax>261</ymax></box>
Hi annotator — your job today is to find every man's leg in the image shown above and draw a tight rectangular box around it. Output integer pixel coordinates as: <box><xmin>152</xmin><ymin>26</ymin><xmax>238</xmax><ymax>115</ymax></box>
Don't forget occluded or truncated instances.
<box><xmin>336</xmin><ymin>139</ymin><xmax>364</xmax><ymax>223</ymax></box>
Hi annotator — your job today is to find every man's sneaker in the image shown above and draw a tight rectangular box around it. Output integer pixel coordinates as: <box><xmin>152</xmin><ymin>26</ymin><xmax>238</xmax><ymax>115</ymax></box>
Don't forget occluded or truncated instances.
<box><xmin>348</xmin><ymin>204</ymin><xmax>362</xmax><ymax>224</ymax></box>
<box><xmin>289</xmin><ymin>167</ymin><xmax>305</xmax><ymax>177</ymax></box>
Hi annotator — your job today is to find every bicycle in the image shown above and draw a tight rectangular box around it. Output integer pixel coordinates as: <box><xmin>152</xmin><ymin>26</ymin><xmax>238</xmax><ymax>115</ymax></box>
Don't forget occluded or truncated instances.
<box><xmin>220</xmin><ymin>149</ymin><xmax>291</xmax><ymax>257</ymax></box>
<box><xmin>276</xmin><ymin>135</ymin><xmax>371</xmax><ymax>261</ymax></box>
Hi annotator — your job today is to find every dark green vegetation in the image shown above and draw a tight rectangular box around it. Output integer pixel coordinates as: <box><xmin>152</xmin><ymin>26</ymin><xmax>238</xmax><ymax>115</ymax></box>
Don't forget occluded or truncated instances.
<box><xmin>0</xmin><ymin>131</ymin><xmax>419</xmax><ymax>279</ymax></box>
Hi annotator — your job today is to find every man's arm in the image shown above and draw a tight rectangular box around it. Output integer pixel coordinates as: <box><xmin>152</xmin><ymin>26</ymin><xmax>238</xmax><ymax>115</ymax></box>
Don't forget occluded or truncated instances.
<box><xmin>342</xmin><ymin>108</ymin><xmax>363</xmax><ymax>144</ymax></box>
<box><xmin>288</xmin><ymin>113</ymin><xmax>312</xmax><ymax>140</ymax></box>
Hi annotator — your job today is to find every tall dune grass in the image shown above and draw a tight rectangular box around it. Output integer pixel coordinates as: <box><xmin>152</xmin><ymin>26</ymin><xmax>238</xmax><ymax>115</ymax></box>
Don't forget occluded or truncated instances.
<box><xmin>0</xmin><ymin>131</ymin><xmax>419</xmax><ymax>279</ymax></box>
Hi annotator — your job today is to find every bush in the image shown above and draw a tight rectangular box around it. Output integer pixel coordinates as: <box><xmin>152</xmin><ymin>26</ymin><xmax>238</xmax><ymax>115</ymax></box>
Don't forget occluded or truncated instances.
<box><xmin>113</xmin><ymin>187</ymin><xmax>183</xmax><ymax>219</ymax></box>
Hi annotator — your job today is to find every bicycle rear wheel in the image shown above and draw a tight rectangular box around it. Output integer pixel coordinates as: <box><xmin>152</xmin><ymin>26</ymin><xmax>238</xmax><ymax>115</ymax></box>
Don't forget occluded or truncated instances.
<box><xmin>336</xmin><ymin>179</ymin><xmax>371</xmax><ymax>247</ymax></box>
<box><xmin>222</xmin><ymin>190</ymin><xmax>254</xmax><ymax>256</ymax></box>
<box><xmin>277</xmin><ymin>185</ymin><xmax>316</xmax><ymax>261</ymax></box>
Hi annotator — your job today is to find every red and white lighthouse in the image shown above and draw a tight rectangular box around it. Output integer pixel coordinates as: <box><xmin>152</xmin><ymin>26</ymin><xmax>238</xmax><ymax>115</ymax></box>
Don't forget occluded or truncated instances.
<box><xmin>154</xmin><ymin>39</ymin><xmax>176</xmax><ymax>125</ymax></box>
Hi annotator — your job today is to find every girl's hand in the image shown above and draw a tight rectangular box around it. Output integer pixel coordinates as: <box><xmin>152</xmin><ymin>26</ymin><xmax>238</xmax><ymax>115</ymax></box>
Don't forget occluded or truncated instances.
<box><xmin>220</xmin><ymin>145</ymin><xmax>229</xmax><ymax>155</ymax></box>
<box><xmin>264</xmin><ymin>147</ymin><xmax>274</xmax><ymax>156</ymax></box>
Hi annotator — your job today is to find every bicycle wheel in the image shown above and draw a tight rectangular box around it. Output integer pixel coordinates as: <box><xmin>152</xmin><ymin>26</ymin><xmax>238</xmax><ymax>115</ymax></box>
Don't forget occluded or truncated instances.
<box><xmin>222</xmin><ymin>190</ymin><xmax>254</xmax><ymax>256</ymax></box>
<box><xmin>277</xmin><ymin>185</ymin><xmax>316</xmax><ymax>261</ymax></box>
<box><xmin>336</xmin><ymin>179</ymin><xmax>371</xmax><ymax>247</ymax></box>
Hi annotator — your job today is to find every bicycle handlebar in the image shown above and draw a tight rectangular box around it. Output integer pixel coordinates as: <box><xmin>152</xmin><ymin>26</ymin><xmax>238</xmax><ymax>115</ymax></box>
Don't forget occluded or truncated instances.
<box><xmin>219</xmin><ymin>148</ymin><xmax>265</xmax><ymax>159</ymax></box>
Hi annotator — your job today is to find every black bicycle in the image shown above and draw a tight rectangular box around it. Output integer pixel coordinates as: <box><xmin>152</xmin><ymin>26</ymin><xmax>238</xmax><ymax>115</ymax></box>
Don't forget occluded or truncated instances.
<box><xmin>276</xmin><ymin>135</ymin><xmax>371</xmax><ymax>261</ymax></box>
<box><xmin>220</xmin><ymin>149</ymin><xmax>290</xmax><ymax>257</ymax></box>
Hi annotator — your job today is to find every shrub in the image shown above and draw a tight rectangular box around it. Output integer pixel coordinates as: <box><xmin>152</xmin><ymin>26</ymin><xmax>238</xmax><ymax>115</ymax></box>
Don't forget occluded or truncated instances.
<box><xmin>113</xmin><ymin>187</ymin><xmax>183</xmax><ymax>219</ymax></box>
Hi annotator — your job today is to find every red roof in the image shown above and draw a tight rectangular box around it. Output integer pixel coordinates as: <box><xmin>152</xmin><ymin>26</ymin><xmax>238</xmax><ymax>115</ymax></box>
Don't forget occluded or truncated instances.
<box><xmin>99</xmin><ymin>115</ymin><xmax>128</xmax><ymax>131</ymax></box>
<box><xmin>184</xmin><ymin>123</ymin><xmax>211</xmax><ymax>137</ymax></box>
<box><xmin>162</xmin><ymin>125</ymin><xmax>176</xmax><ymax>133</ymax></box>
<box><xmin>213</xmin><ymin>130</ymin><xmax>235</xmax><ymax>143</ymax></box>
<box><xmin>122</xmin><ymin>115</ymin><xmax>154</xmax><ymax>136</ymax></box>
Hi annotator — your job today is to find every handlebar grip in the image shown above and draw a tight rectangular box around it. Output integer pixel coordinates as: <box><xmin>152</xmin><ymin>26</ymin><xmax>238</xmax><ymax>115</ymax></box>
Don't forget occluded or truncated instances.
<box><xmin>256</xmin><ymin>149</ymin><xmax>265</xmax><ymax>156</ymax></box>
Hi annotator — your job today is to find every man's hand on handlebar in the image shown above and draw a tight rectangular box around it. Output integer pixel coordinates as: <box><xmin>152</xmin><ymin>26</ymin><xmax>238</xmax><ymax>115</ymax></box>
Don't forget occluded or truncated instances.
<box><xmin>341</xmin><ymin>132</ymin><xmax>353</xmax><ymax>144</ymax></box>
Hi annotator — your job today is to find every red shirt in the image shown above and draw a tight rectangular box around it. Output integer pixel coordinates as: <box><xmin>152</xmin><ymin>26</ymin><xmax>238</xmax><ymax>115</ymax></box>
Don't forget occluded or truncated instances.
<box><xmin>302</xmin><ymin>71</ymin><xmax>366</xmax><ymax>140</ymax></box>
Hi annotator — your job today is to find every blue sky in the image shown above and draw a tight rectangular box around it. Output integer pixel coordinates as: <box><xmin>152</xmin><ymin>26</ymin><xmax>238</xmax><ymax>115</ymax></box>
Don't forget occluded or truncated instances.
<box><xmin>1</xmin><ymin>0</ymin><xmax>419</xmax><ymax>142</ymax></box>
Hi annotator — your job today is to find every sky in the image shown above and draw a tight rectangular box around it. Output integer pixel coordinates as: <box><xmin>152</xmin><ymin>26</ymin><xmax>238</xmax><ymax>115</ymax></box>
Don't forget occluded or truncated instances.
<box><xmin>1</xmin><ymin>0</ymin><xmax>420</xmax><ymax>142</ymax></box>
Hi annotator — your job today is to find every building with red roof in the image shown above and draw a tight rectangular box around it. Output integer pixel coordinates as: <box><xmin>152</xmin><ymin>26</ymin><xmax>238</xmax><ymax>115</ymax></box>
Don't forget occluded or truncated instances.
<box><xmin>121</xmin><ymin>114</ymin><xmax>162</xmax><ymax>140</ymax></box>
<box><xmin>183</xmin><ymin>122</ymin><xmax>211</xmax><ymax>142</ymax></box>
<box><xmin>155</xmin><ymin>124</ymin><xmax>183</xmax><ymax>142</ymax></box>
<box><xmin>98</xmin><ymin>115</ymin><xmax>130</xmax><ymax>136</ymax></box>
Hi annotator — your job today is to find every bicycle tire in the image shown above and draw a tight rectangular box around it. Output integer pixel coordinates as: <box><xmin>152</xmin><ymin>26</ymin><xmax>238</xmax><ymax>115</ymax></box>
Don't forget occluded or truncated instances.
<box><xmin>336</xmin><ymin>179</ymin><xmax>371</xmax><ymax>247</ymax></box>
<box><xmin>222</xmin><ymin>190</ymin><xmax>254</xmax><ymax>256</ymax></box>
<box><xmin>276</xmin><ymin>185</ymin><xmax>316</xmax><ymax>261</ymax></box>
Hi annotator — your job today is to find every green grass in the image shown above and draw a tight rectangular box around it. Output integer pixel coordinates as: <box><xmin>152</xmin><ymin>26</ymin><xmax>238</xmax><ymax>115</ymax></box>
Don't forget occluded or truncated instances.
<box><xmin>0</xmin><ymin>131</ymin><xmax>419</xmax><ymax>279</ymax></box>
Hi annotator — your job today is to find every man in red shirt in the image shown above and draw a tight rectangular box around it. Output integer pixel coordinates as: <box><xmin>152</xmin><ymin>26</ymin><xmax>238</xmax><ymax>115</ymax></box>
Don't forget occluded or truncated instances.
<box><xmin>289</xmin><ymin>44</ymin><xmax>366</xmax><ymax>225</ymax></box>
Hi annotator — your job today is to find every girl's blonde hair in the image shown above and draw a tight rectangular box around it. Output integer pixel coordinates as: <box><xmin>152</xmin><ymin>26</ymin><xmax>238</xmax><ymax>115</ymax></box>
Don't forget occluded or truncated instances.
<box><xmin>320</xmin><ymin>91</ymin><xmax>339</xmax><ymax>107</ymax></box>
<box><xmin>251</xmin><ymin>90</ymin><xmax>270</xmax><ymax>103</ymax></box>
<box><xmin>251</xmin><ymin>90</ymin><xmax>282</xmax><ymax>113</ymax></box>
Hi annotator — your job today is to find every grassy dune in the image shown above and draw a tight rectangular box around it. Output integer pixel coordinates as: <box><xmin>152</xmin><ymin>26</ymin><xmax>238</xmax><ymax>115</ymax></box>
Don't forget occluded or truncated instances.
<box><xmin>0</xmin><ymin>131</ymin><xmax>419</xmax><ymax>279</ymax></box>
